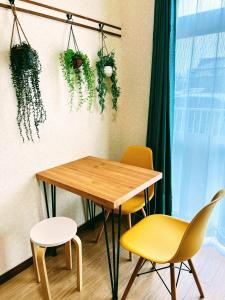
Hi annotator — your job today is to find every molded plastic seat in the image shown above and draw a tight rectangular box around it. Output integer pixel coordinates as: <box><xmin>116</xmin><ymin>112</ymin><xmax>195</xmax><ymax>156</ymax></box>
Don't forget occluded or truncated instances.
<box><xmin>30</xmin><ymin>217</ymin><xmax>77</xmax><ymax>247</ymax></box>
<box><xmin>120</xmin><ymin>190</ymin><xmax>225</xmax><ymax>300</ymax></box>
<box><xmin>121</xmin><ymin>191</ymin><xmax>154</xmax><ymax>214</ymax></box>
<box><xmin>120</xmin><ymin>146</ymin><xmax>154</xmax><ymax>214</ymax></box>
<box><xmin>120</xmin><ymin>214</ymin><xmax>189</xmax><ymax>263</ymax></box>
<box><xmin>96</xmin><ymin>145</ymin><xmax>155</xmax><ymax>252</ymax></box>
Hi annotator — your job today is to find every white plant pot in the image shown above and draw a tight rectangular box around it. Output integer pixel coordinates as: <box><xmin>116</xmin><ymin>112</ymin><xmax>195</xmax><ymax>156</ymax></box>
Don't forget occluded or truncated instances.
<box><xmin>104</xmin><ymin>66</ymin><xmax>113</xmax><ymax>77</ymax></box>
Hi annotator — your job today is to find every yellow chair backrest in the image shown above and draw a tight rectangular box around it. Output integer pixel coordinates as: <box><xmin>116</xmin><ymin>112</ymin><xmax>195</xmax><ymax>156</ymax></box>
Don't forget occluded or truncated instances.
<box><xmin>172</xmin><ymin>190</ymin><xmax>225</xmax><ymax>263</ymax></box>
<box><xmin>121</xmin><ymin>145</ymin><xmax>154</xmax><ymax>198</ymax></box>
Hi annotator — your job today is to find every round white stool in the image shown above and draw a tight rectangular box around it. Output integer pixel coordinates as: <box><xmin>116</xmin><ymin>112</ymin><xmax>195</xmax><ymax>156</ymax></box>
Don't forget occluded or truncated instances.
<box><xmin>30</xmin><ymin>217</ymin><xmax>82</xmax><ymax>300</ymax></box>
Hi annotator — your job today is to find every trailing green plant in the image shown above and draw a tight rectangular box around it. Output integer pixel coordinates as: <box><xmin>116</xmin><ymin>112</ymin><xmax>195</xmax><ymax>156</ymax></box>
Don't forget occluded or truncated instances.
<box><xmin>59</xmin><ymin>49</ymin><xmax>77</xmax><ymax>108</ymax></box>
<box><xmin>60</xmin><ymin>22</ymin><xmax>95</xmax><ymax>110</ymax></box>
<box><xmin>96</xmin><ymin>49</ymin><xmax>120</xmax><ymax>113</ymax></box>
<box><xmin>9</xmin><ymin>14</ymin><xmax>46</xmax><ymax>142</ymax></box>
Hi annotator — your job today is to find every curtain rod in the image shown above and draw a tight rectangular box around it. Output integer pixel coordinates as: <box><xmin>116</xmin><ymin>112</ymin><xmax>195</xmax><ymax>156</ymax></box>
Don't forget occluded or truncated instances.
<box><xmin>0</xmin><ymin>3</ymin><xmax>122</xmax><ymax>38</ymax></box>
<box><xmin>19</xmin><ymin>0</ymin><xmax>121</xmax><ymax>31</ymax></box>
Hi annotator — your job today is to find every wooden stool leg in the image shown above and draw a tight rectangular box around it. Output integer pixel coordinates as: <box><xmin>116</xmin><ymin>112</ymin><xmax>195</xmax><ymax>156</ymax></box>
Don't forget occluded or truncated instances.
<box><xmin>65</xmin><ymin>240</ymin><xmax>72</xmax><ymax>270</ymax></box>
<box><xmin>170</xmin><ymin>263</ymin><xmax>176</xmax><ymax>300</ymax></box>
<box><xmin>127</xmin><ymin>214</ymin><xmax>132</xmax><ymax>261</ymax></box>
<box><xmin>37</xmin><ymin>247</ymin><xmax>51</xmax><ymax>300</ymax></box>
<box><xmin>72</xmin><ymin>236</ymin><xmax>82</xmax><ymax>291</ymax></box>
<box><xmin>188</xmin><ymin>259</ymin><xmax>204</xmax><ymax>298</ymax></box>
<box><xmin>95</xmin><ymin>211</ymin><xmax>110</xmax><ymax>243</ymax></box>
<box><xmin>30</xmin><ymin>240</ymin><xmax>40</xmax><ymax>283</ymax></box>
<box><xmin>121</xmin><ymin>257</ymin><xmax>144</xmax><ymax>300</ymax></box>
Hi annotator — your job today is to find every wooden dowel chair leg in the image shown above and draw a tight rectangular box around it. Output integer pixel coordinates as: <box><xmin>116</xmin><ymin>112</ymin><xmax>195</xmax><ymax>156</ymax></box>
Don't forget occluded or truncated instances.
<box><xmin>188</xmin><ymin>259</ymin><xmax>204</xmax><ymax>298</ymax></box>
<box><xmin>30</xmin><ymin>240</ymin><xmax>40</xmax><ymax>283</ymax></box>
<box><xmin>65</xmin><ymin>240</ymin><xmax>72</xmax><ymax>270</ymax></box>
<box><xmin>121</xmin><ymin>257</ymin><xmax>144</xmax><ymax>300</ymax></box>
<box><xmin>151</xmin><ymin>261</ymin><xmax>156</xmax><ymax>270</ymax></box>
<box><xmin>95</xmin><ymin>211</ymin><xmax>110</xmax><ymax>243</ymax></box>
<box><xmin>37</xmin><ymin>247</ymin><xmax>51</xmax><ymax>300</ymax></box>
<box><xmin>141</xmin><ymin>207</ymin><xmax>146</xmax><ymax>218</ymax></box>
<box><xmin>170</xmin><ymin>263</ymin><xmax>176</xmax><ymax>300</ymax></box>
<box><xmin>127</xmin><ymin>214</ymin><xmax>132</xmax><ymax>261</ymax></box>
<box><xmin>72</xmin><ymin>236</ymin><xmax>82</xmax><ymax>291</ymax></box>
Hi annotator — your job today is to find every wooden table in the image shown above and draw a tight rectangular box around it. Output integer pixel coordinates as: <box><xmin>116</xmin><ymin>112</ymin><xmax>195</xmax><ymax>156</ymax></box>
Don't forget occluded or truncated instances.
<box><xmin>36</xmin><ymin>156</ymin><xmax>162</xmax><ymax>300</ymax></box>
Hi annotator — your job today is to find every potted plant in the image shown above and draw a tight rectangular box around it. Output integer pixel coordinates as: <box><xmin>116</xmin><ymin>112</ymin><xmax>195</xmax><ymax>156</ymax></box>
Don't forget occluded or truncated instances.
<box><xmin>60</xmin><ymin>49</ymin><xmax>95</xmax><ymax>110</ymax></box>
<box><xmin>96</xmin><ymin>49</ymin><xmax>120</xmax><ymax>113</ymax></box>
<box><xmin>60</xmin><ymin>22</ymin><xmax>95</xmax><ymax>110</ymax></box>
<box><xmin>9</xmin><ymin>14</ymin><xmax>46</xmax><ymax>142</ymax></box>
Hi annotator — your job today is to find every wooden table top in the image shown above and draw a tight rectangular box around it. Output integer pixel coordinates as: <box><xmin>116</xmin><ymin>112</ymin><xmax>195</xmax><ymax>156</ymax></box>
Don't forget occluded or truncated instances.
<box><xmin>36</xmin><ymin>156</ymin><xmax>162</xmax><ymax>209</ymax></box>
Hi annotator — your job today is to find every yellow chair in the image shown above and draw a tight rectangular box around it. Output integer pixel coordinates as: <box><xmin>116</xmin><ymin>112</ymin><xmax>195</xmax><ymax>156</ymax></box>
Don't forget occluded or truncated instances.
<box><xmin>96</xmin><ymin>145</ymin><xmax>155</xmax><ymax>260</ymax></box>
<box><xmin>120</xmin><ymin>189</ymin><xmax>225</xmax><ymax>300</ymax></box>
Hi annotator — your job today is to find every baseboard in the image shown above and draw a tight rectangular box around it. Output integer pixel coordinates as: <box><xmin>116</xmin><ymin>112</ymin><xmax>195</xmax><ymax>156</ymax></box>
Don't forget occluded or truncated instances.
<box><xmin>0</xmin><ymin>213</ymin><xmax>103</xmax><ymax>285</ymax></box>
<box><xmin>77</xmin><ymin>212</ymin><xmax>103</xmax><ymax>234</ymax></box>
<box><xmin>0</xmin><ymin>257</ymin><xmax>33</xmax><ymax>285</ymax></box>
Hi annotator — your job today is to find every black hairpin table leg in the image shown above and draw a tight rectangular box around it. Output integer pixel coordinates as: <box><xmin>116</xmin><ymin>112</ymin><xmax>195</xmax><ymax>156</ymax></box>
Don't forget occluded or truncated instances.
<box><xmin>43</xmin><ymin>182</ymin><xmax>50</xmax><ymax>218</ymax></box>
<box><xmin>42</xmin><ymin>183</ymin><xmax>57</xmax><ymax>218</ymax></box>
<box><xmin>51</xmin><ymin>185</ymin><xmax>57</xmax><ymax>256</ymax></box>
<box><xmin>102</xmin><ymin>205</ymin><xmax>122</xmax><ymax>300</ymax></box>
<box><xmin>51</xmin><ymin>185</ymin><xmax>56</xmax><ymax>217</ymax></box>
<box><xmin>144</xmin><ymin>188</ymin><xmax>150</xmax><ymax>216</ymax></box>
<box><xmin>87</xmin><ymin>199</ymin><xmax>96</xmax><ymax>229</ymax></box>
<box><xmin>42</xmin><ymin>182</ymin><xmax>57</xmax><ymax>256</ymax></box>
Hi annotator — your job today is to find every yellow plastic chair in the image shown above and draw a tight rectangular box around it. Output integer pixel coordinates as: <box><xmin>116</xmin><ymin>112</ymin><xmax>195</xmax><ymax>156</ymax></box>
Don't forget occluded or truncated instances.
<box><xmin>95</xmin><ymin>145</ymin><xmax>155</xmax><ymax>260</ymax></box>
<box><xmin>120</xmin><ymin>189</ymin><xmax>225</xmax><ymax>300</ymax></box>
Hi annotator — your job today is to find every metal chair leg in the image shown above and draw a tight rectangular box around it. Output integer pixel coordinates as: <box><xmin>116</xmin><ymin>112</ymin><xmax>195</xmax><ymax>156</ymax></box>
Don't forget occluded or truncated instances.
<box><xmin>121</xmin><ymin>257</ymin><xmax>144</xmax><ymax>300</ymax></box>
<box><xmin>141</xmin><ymin>207</ymin><xmax>146</xmax><ymax>218</ymax></box>
<box><xmin>188</xmin><ymin>259</ymin><xmax>204</xmax><ymax>298</ymax></box>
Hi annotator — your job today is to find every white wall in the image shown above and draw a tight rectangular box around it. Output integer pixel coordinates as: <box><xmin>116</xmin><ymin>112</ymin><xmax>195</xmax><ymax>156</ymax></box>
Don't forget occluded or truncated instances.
<box><xmin>0</xmin><ymin>0</ymin><xmax>122</xmax><ymax>275</ymax></box>
<box><xmin>0</xmin><ymin>0</ymin><xmax>155</xmax><ymax>275</ymax></box>
<box><xmin>119</xmin><ymin>0</ymin><xmax>155</xmax><ymax>152</ymax></box>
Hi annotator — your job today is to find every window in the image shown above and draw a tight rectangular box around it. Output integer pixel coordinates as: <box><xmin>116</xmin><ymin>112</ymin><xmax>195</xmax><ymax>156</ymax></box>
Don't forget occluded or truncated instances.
<box><xmin>173</xmin><ymin>0</ymin><xmax>225</xmax><ymax>249</ymax></box>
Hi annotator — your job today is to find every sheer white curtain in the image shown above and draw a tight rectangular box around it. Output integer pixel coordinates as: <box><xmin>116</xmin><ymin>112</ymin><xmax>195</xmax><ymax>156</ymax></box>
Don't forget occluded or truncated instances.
<box><xmin>172</xmin><ymin>0</ymin><xmax>225</xmax><ymax>251</ymax></box>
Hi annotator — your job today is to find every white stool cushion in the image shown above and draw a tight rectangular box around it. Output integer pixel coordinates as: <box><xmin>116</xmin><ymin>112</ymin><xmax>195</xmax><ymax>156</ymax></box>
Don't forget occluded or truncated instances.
<box><xmin>30</xmin><ymin>217</ymin><xmax>77</xmax><ymax>247</ymax></box>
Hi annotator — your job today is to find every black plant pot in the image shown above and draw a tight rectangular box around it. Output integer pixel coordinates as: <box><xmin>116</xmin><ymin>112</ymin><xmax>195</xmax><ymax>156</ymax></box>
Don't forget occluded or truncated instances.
<box><xmin>72</xmin><ymin>56</ymin><xmax>83</xmax><ymax>69</ymax></box>
<box><xmin>11</xmin><ymin>44</ymin><xmax>35</xmax><ymax>71</ymax></box>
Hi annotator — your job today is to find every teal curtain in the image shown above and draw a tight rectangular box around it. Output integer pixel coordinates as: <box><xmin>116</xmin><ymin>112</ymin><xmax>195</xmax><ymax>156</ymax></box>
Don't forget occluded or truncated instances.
<box><xmin>146</xmin><ymin>0</ymin><xmax>176</xmax><ymax>215</ymax></box>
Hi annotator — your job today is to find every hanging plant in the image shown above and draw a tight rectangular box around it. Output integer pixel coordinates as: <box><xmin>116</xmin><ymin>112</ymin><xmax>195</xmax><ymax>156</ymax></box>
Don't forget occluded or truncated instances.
<box><xmin>96</xmin><ymin>27</ymin><xmax>120</xmax><ymax>113</ymax></box>
<box><xmin>59</xmin><ymin>19</ymin><xmax>95</xmax><ymax>110</ymax></box>
<box><xmin>9</xmin><ymin>6</ymin><xmax>46</xmax><ymax>142</ymax></box>
<box><xmin>96</xmin><ymin>49</ymin><xmax>120</xmax><ymax>113</ymax></box>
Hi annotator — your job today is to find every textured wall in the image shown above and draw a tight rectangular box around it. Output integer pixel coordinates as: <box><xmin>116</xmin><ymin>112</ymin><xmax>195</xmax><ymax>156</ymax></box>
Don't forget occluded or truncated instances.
<box><xmin>0</xmin><ymin>0</ymin><xmax>155</xmax><ymax>275</ymax></box>
<box><xmin>119</xmin><ymin>0</ymin><xmax>155</xmax><ymax>153</ymax></box>
<box><xmin>0</xmin><ymin>0</ymin><xmax>121</xmax><ymax>274</ymax></box>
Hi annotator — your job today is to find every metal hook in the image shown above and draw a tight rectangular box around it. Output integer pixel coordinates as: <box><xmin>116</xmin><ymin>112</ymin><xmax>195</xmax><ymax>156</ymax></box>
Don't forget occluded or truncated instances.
<box><xmin>99</xmin><ymin>23</ymin><xmax>104</xmax><ymax>31</ymax></box>
<box><xmin>99</xmin><ymin>23</ymin><xmax>107</xmax><ymax>40</ymax></box>
<box><xmin>66</xmin><ymin>13</ymin><xmax>72</xmax><ymax>20</ymax></box>
<box><xmin>9</xmin><ymin>0</ymin><xmax>15</xmax><ymax>5</ymax></box>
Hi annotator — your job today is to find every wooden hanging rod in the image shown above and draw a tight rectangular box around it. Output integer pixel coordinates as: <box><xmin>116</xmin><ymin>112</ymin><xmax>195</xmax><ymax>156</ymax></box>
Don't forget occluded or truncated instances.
<box><xmin>19</xmin><ymin>0</ymin><xmax>121</xmax><ymax>31</ymax></box>
<box><xmin>0</xmin><ymin>3</ymin><xmax>122</xmax><ymax>38</ymax></box>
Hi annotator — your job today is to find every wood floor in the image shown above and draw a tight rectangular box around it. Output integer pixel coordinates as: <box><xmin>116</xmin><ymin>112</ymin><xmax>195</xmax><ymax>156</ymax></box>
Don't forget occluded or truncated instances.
<box><xmin>1</xmin><ymin>220</ymin><xmax>225</xmax><ymax>300</ymax></box>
